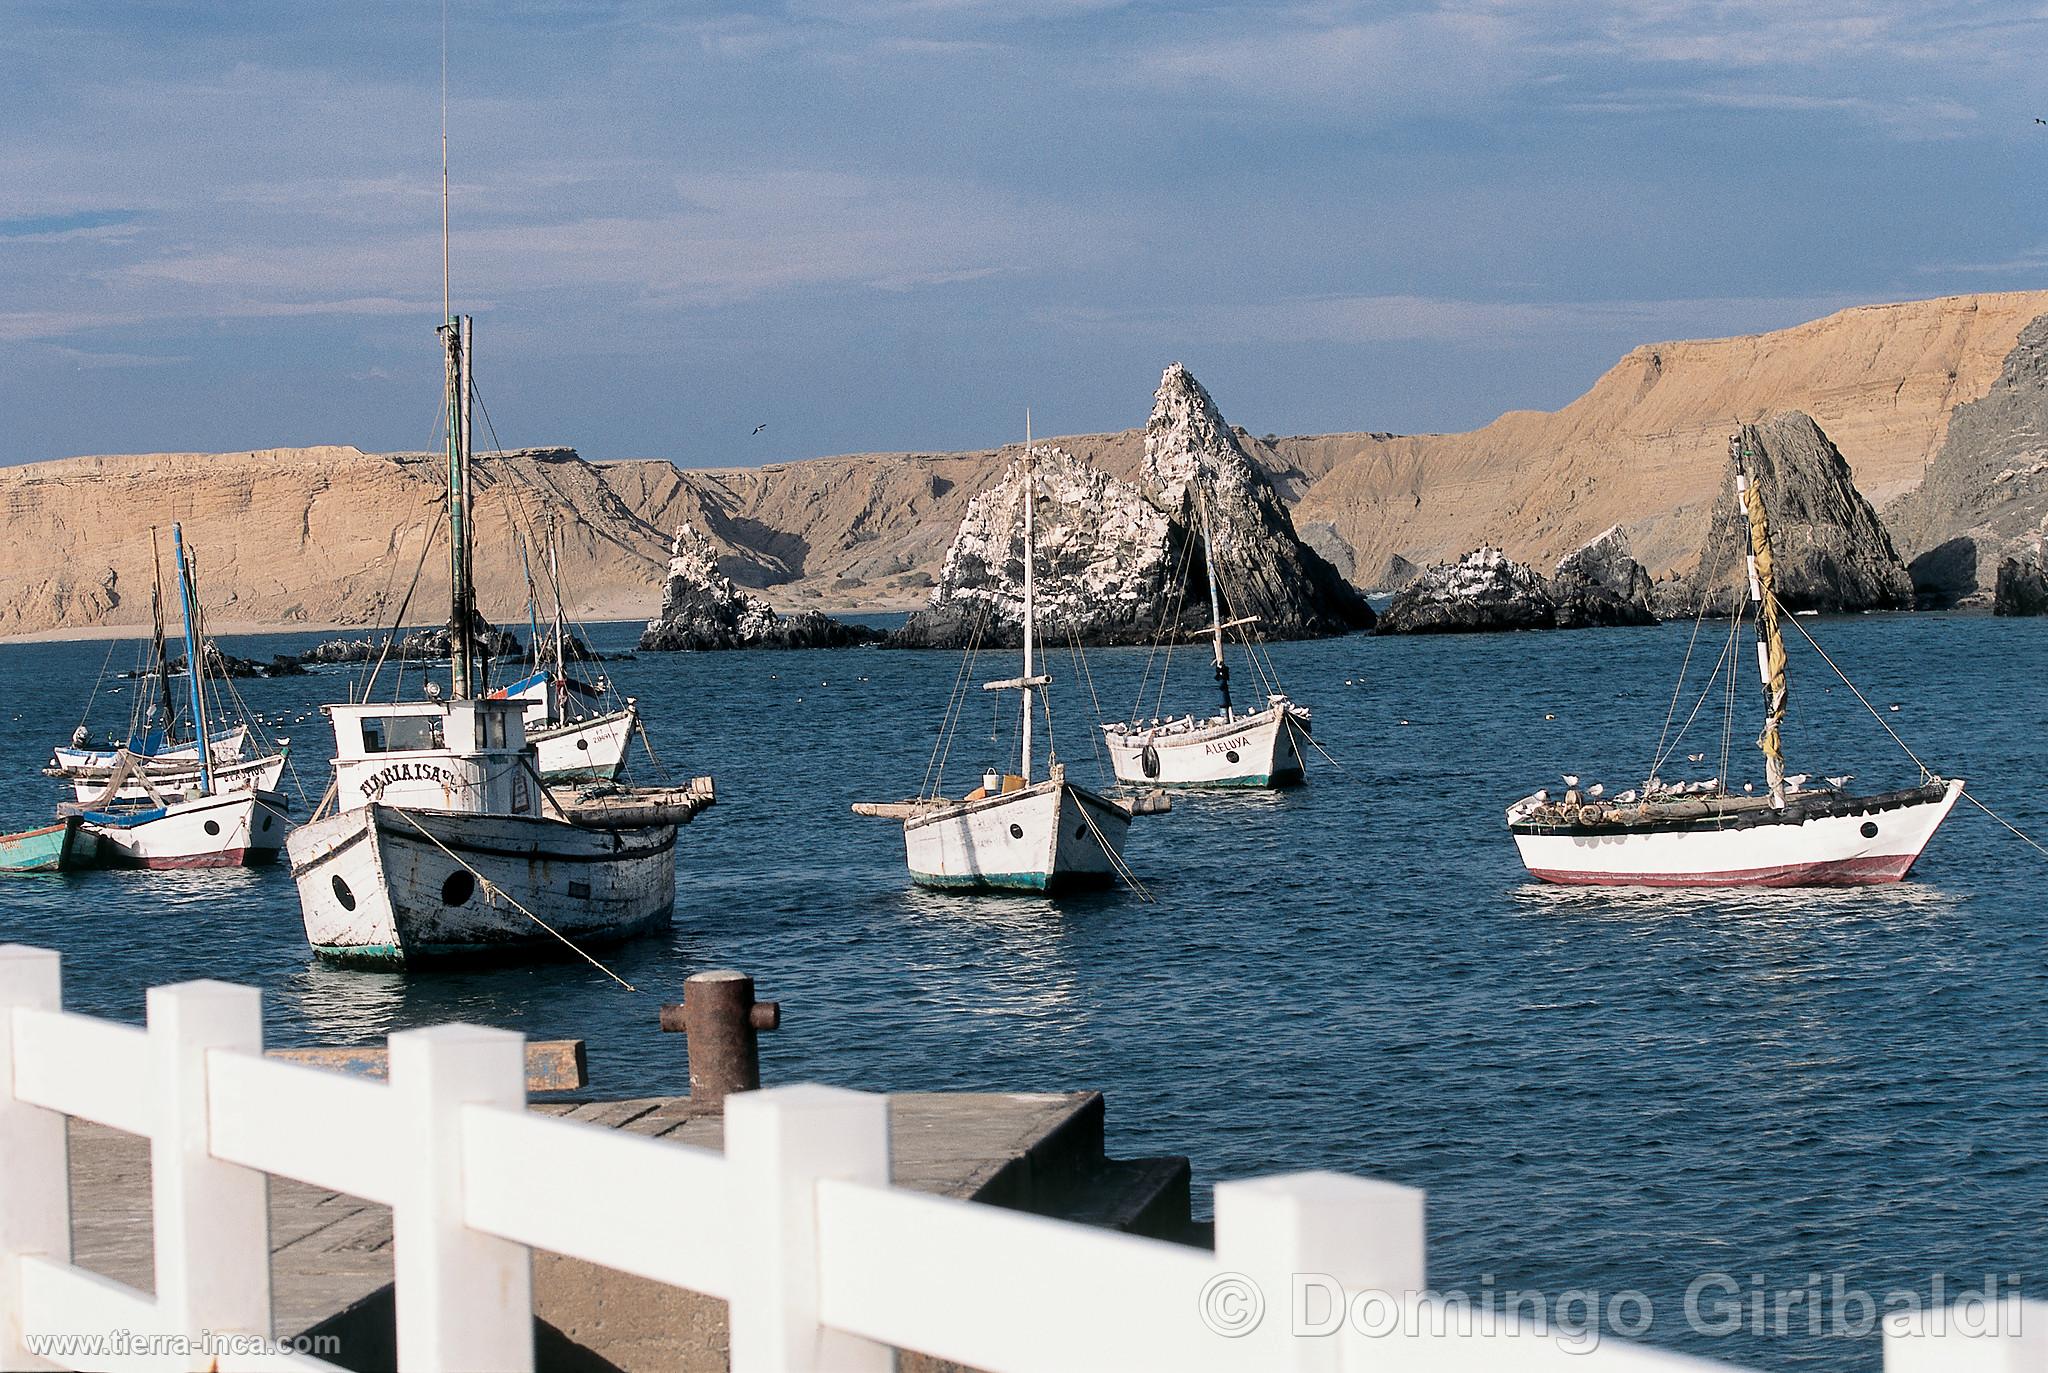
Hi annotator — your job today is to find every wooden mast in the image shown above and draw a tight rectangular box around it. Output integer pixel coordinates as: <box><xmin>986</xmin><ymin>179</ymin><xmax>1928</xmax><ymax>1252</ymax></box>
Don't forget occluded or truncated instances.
<box><xmin>1734</xmin><ymin>427</ymin><xmax>1788</xmax><ymax>807</ymax></box>
<box><xmin>149</xmin><ymin>527</ymin><xmax>175</xmax><ymax>747</ymax></box>
<box><xmin>170</xmin><ymin>524</ymin><xmax>214</xmax><ymax>795</ymax></box>
<box><xmin>1194</xmin><ymin>480</ymin><xmax>1232</xmax><ymax>717</ymax></box>
<box><xmin>1020</xmin><ymin>412</ymin><xmax>1036</xmax><ymax>784</ymax></box>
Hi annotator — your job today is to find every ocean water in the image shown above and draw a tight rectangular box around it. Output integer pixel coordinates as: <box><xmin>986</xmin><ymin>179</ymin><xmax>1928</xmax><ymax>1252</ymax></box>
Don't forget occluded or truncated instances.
<box><xmin>0</xmin><ymin>612</ymin><xmax>2041</xmax><ymax>1370</ymax></box>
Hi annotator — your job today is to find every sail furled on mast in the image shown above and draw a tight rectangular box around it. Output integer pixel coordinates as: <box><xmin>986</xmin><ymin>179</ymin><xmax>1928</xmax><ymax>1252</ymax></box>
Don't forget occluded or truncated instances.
<box><xmin>1733</xmin><ymin>426</ymin><xmax>1789</xmax><ymax>805</ymax></box>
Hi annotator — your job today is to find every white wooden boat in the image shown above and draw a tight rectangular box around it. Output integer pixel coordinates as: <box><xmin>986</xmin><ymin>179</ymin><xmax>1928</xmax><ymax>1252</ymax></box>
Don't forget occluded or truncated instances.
<box><xmin>53</xmin><ymin>724</ymin><xmax>247</xmax><ymax>772</ymax></box>
<box><xmin>1506</xmin><ymin>428</ymin><xmax>1961</xmax><ymax>887</ymax></box>
<box><xmin>56</xmin><ymin>747</ymin><xmax>289</xmax><ymax>805</ymax></box>
<box><xmin>1104</xmin><ymin>697</ymin><xmax>1306</xmax><ymax>788</ymax></box>
<box><xmin>493</xmin><ymin>668</ymin><xmax>636</xmax><ymax>781</ymax></box>
<box><xmin>1105</xmin><ymin>475</ymin><xmax>1314</xmax><ymax>788</ymax></box>
<box><xmin>858</xmin><ymin>429</ymin><xmax>1158</xmax><ymax>894</ymax></box>
<box><xmin>286</xmin><ymin>307</ymin><xmax>713</xmax><ymax>966</ymax></box>
<box><xmin>67</xmin><ymin>525</ymin><xmax>293</xmax><ymax>870</ymax></box>
<box><xmin>83</xmin><ymin>785</ymin><xmax>289</xmax><ymax>870</ymax></box>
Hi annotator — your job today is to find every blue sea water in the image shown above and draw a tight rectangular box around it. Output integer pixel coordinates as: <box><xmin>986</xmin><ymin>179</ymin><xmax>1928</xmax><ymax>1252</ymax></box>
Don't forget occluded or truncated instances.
<box><xmin>0</xmin><ymin>612</ymin><xmax>2041</xmax><ymax>1370</ymax></box>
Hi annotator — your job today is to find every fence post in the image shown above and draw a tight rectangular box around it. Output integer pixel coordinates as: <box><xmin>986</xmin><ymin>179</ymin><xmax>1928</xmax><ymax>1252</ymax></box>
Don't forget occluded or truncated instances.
<box><xmin>389</xmin><ymin>1025</ymin><xmax>533</xmax><ymax>1373</ymax></box>
<box><xmin>148</xmin><ymin>980</ymin><xmax>271</xmax><ymax>1367</ymax></box>
<box><xmin>0</xmin><ymin>947</ymin><xmax>66</xmax><ymax>1370</ymax></box>
<box><xmin>725</xmin><ymin>1084</ymin><xmax>891</xmax><ymax>1373</ymax></box>
<box><xmin>1211</xmin><ymin>1172</ymin><xmax>1426</xmax><ymax>1372</ymax></box>
<box><xmin>1884</xmin><ymin>1299</ymin><xmax>2047</xmax><ymax>1371</ymax></box>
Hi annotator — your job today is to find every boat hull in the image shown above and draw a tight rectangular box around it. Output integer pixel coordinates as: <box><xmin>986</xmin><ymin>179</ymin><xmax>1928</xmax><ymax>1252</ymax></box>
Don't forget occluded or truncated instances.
<box><xmin>1510</xmin><ymin>780</ymin><xmax>1963</xmax><ymax>887</ymax></box>
<box><xmin>54</xmin><ymin>726</ymin><xmax>247</xmax><ymax>771</ymax></box>
<box><xmin>287</xmin><ymin>804</ymin><xmax>678</xmax><ymax>966</ymax></box>
<box><xmin>530</xmin><ymin>707</ymin><xmax>635</xmax><ymax>782</ymax></box>
<box><xmin>1104</xmin><ymin>705</ymin><xmax>1306</xmax><ymax>788</ymax></box>
<box><xmin>904</xmin><ymin>779</ymin><xmax>1130</xmax><ymax>893</ymax></box>
<box><xmin>62</xmin><ymin>750</ymin><xmax>289</xmax><ymax>805</ymax></box>
<box><xmin>85</xmin><ymin>789</ymin><xmax>289</xmax><ymax>870</ymax></box>
<box><xmin>0</xmin><ymin>817</ymin><xmax>100</xmax><ymax>874</ymax></box>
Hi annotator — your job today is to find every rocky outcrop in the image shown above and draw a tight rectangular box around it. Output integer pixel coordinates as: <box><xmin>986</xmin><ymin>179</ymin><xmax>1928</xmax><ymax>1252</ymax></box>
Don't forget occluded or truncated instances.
<box><xmin>1885</xmin><ymin>312</ymin><xmax>2048</xmax><ymax>606</ymax></box>
<box><xmin>1654</xmin><ymin>414</ymin><xmax>1913</xmax><ymax>617</ymax></box>
<box><xmin>300</xmin><ymin>620</ymin><xmax>523</xmax><ymax>665</ymax></box>
<box><xmin>893</xmin><ymin>365</ymin><xmax>1373</xmax><ymax>648</ymax></box>
<box><xmin>1994</xmin><ymin>553</ymin><xmax>2048</xmax><ymax>615</ymax></box>
<box><xmin>639</xmin><ymin>526</ymin><xmax>882</xmax><ymax>650</ymax></box>
<box><xmin>1550</xmin><ymin>526</ymin><xmax>1657</xmax><ymax>627</ymax></box>
<box><xmin>1374</xmin><ymin>548</ymin><xmax>1558</xmax><ymax>634</ymax></box>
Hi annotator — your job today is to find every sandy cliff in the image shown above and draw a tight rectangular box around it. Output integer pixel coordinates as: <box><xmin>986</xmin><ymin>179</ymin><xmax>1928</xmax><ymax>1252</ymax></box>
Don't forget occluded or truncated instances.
<box><xmin>5</xmin><ymin>290</ymin><xmax>2043</xmax><ymax>638</ymax></box>
<box><xmin>1294</xmin><ymin>291</ymin><xmax>2048</xmax><ymax>586</ymax></box>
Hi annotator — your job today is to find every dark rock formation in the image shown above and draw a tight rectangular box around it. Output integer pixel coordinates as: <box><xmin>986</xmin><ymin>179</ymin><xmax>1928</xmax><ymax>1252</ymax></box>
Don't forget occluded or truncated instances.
<box><xmin>1374</xmin><ymin>547</ymin><xmax>1558</xmax><ymax>634</ymax></box>
<box><xmin>147</xmin><ymin>645</ymin><xmax>307</xmax><ymax>679</ymax></box>
<box><xmin>1654</xmin><ymin>413</ymin><xmax>1913</xmax><ymax>617</ymax></box>
<box><xmin>892</xmin><ymin>364</ymin><xmax>1374</xmax><ymax>648</ymax></box>
<box><xmin>300</xmin><ymin>621</ymin><xmax>524</xmax><ymax>665</ymax></box>
<box><xmin>1994</xmin><ymin>553</ymin><xmax>2048</xmax><ymax>615</ymax></box>
<box><xmin>1550</xmin><ymin>525</ymin><xmax>1657</xmax><ymax>628</ymax></box>
<box><xmin>639</xmin><ymin>526</ymin><xmax>882</xmax><ymax>650</ymax></box>
<box><xmin>1887</xmin><ymin>312</ymin><xmax>2048</xmax><ymax>606</ymax></box>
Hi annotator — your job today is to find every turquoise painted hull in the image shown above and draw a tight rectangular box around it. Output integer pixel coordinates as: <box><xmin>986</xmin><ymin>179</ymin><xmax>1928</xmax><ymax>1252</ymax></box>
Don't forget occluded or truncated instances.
<box><xmin>0</xmin><ymin>817</ymin><xmax>99</xmax><ymax>874</ymax></box>
<box><xmin>1142</xmin><ymin>768</ymin><xmax>1305</xmax><ymax>790</ymax></box>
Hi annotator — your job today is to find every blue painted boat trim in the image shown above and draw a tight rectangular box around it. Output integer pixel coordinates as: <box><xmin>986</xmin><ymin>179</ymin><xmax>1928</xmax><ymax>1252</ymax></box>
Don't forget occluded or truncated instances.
<box><xmin>909</xmin><ymin>869</ymin><xmax>1118</xmax><ymax>894</ymax></box>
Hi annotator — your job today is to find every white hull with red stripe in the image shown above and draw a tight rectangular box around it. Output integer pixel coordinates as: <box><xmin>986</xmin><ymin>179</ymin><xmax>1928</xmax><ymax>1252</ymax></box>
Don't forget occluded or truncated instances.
<box><xmin>1509</xmin><ymin>779</ymin><xmax>1963</xmax><ymax>887</ymax></box>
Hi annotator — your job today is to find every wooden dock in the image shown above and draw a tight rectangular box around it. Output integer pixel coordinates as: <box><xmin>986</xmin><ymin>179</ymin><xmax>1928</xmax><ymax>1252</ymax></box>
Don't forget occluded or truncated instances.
<box><xmin>69</xmin><ymin>1090</ymin><xmax>1193</xmax><ymax>1371</ymax></box>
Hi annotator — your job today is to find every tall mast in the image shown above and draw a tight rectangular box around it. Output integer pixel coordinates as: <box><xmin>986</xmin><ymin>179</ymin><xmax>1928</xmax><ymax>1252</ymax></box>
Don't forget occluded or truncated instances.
<box><xmin>149</xmin><ymin>527</ymin><xmax>175</xmax><ymax>744</ymax></box>
<box><xmin>170</xmin><ymin>524</ymin><xmax>215</xmax><ymax>794</ymax></box>
<box><xmin>443</xmin><ymin>315</ymin><xmax>477</xmax><ymax>698</ymax></box>
<box><xmin>1734</xmin><ymin>427</ymin><xmax>1788</xmax><ymax>807</ymax></box>
<box><xmin>1194</xmin><ymin>480</ymin><xmax>1232</xmax><ymax>717</ymax></box>
<box><xmin>1020</xmin><ymin>413</ymin><xmax>1036</xmax><ymax>784</ymax></box>
<box><xmin>550</xmin><ymin>520</ymin><xmax>566</xmax><ymax>683</ymax></box>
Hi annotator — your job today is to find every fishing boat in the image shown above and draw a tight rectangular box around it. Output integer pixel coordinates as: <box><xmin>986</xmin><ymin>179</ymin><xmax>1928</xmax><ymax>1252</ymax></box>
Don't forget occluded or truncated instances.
<box><xmin>856</xmin><ymin>433</ymin><xmax>1163</xmax><ymax>893</ymax></box>
<box><xmin>52</xmin><ymin>748</ymin><xmax>289</xmax><ymax>805</ymax></box>
<box><xmin>66</xmin><ymin>526</ymin><xmax>291</xmax><ymax>869</ymax></box>
<box><xmin>286</xmin><ymin>303</ymin><xmax>713</xmax><ymax>965</ymax></box>
<box><xmin>1506</xmin><ymin>428</ymin><xmax>1963</xmax><ymax>887</ymax></box>
<box><xmin>488</xmin><ymin>523</ymin><xmax>638</xmax><ymax>781</ymax></box>
<box><xmin>0</xmin><ymin>818</ymin><xmax>100</xmax><ymax>874</ymax></box>
<box><xmin>52</xmin><ymin>725</ymin><xmax>247</xmax><ymax>772</ymax></box>
<box><xmin>1103</xmin><ymin>479</ymin><xmax>1310</xmax><ymax>788</ymax></box>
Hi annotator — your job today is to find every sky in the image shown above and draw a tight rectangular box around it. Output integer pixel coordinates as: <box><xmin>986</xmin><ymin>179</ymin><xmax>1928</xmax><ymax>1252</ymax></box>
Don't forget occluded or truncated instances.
<box><xmin>3</xmin><ymin>1</ymin><xmax>2046</xmax><ymax>469</ymax></box>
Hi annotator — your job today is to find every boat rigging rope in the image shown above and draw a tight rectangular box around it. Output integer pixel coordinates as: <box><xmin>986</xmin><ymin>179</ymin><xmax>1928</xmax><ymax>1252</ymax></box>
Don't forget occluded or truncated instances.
<box><xmin>1065</xmin><ymin>622</ymin><xmax>1113</xmax><ymax>781</ymax></box>
<box><xmin>392</xmin><ymin>806</ymin><xmax>639</xmax><ymax>992</ymax></box>
<box><xmin>362</xmin><ymin>520</ymin><xmax>442</xmax><ymax>703</ymax></box>
<box><xmin>1959</xmin><ymin>789</ymin><xmax>2048</xmax><ymax>861</ymax></box>
<box><xmin>924</xmin><ymin>596</ymin><xmax>992</xmax><ymax>799</ymax></box>
<box><xmin>1648</xmin><ymin>612</ymin><xmax>1742</xmax><ymax>784</ymax></box>
<box><xmin>1131</xmin><ymin>531</ymin><xmax>1199</xmax><ymax>724</ymax></box>
<box><xmin>1072</xmin><ymin>792</ymin><xmax>1155</xmax><ymax>903</ymax></box>
<box><xmin>1778</xmin><ymin>612</ymin><xmax>1934</xmax><ymax>781</ymax></box>
<box><xmin>1717</xmin><ymin>599</ymin><xmax>1745</xmax><ymax>793</ymax></box>
<box><xmin>74</xmin><ymin>641</ymin><xmax>119</xmax><ymax>736</ymax></box>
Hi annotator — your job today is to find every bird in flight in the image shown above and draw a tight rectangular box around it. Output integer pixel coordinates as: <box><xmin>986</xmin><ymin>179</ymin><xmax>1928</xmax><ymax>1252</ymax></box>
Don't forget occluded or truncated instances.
<box><xmin>751</xmin><ymin>423</ymin><xmax>767</xmax><ymax>435</ymax></box>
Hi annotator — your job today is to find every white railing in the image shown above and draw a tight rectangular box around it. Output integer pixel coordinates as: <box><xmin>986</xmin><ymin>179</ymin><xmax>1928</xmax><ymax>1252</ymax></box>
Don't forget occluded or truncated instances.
<box><xmin>0</xmin><ymin>943</ymin><xmax>2035</xmax><ymax>1373</ymax></box>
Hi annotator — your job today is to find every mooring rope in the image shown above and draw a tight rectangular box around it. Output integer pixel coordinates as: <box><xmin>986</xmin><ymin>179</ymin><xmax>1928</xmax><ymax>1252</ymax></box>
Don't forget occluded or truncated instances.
<box><xmin>392</xmin><ymin>806</ymin><xmax>639</xmax><ymax>991</ymax></box>
<box><xmin>1073</xmin><ymin>790</ymin><xmax>1154</xmax><ymax>903</ymax></box>
<box><xmin>1779</xmin><ymin>611</ymin><xmax>1934</xmax><ymax>781</ymax></box>
<box><xmin>1959</xmin><ymin>789</ymin><xmax>2048</xmax><ymax>861</ymax></box>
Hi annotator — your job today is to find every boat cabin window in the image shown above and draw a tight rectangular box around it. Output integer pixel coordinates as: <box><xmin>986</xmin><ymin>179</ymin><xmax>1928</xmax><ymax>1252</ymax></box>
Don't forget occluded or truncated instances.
<box><xmin>488</xmin><ymin>712</ymin><xmax>507</xmax><ymax>749</ymax></box>
<box><xmin>360</xmin><ymin>715</ymin><xmax>444</xmax><ymax>754</ymax></box>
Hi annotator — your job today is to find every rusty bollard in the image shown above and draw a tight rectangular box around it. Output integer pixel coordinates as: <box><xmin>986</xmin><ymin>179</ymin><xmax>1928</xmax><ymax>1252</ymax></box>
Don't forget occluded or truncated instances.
<box><xmin>657</xmin><ymin>970</ymin><xmax>781</xmax><ymax>1108</ymax></box>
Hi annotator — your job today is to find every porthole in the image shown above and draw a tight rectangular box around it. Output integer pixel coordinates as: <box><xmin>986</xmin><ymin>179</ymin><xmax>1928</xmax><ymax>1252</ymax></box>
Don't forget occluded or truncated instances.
<box><xmin>577</xmin><ymin>738</ymin><xmax>590</xmax><ymax>750</ymax></box>
<box><xmin>1860</xmin><ymin>821</ymin><xmax>1879</xmax><ymax>839</ymax></box>
<box><xmin>261</xmin><ymin>814</ymin><xmax>273</xmax><ymax>831</ymax></box>
<box><xmin>1076</xmin><ymin>824</ymin><xmax>1088</xmax><ymax>839</ymax></box>
<box><xmin>1225</xmin><ymin>750</ymin><xmax>1241</xmax><ymax>764</ymax></box>
<box><xmin>441</xmin><ymin>870</ymin><xmax>477</xmax><ymax>906</ymax></box>
<box><xmin>331</xmin><ymin>875</ymin><xmax>357</xmax><ymax>911</ymax></box>
<box><xmin>203</xmin><ymin>819</ymin><xmax>221</xmax><ymax>836</ymax></box>
<box><xmin>1009</xmin><ymin>823</ymin><xmax>1024</xmax><ymax>839</ymax></box>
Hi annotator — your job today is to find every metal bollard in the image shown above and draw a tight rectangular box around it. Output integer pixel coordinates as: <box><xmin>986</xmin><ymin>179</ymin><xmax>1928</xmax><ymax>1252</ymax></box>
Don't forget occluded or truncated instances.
<box><xmin>657</xmin><ymin>970</ymin><xmax>782</xmax><ymax>1108</ymax></box>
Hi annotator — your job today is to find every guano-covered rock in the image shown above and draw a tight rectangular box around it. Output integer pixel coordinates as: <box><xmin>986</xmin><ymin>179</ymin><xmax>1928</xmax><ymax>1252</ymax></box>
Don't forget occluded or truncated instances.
<box><xmin>639</xmin><ymin>526</ymin><xmax>882</xmax><ymax>651</ymax></box>
<box><xmin>1374</xmin><ymin>547</ymin><xmax>1559</xmax><ymax>634</ymax></box>
<box><xmin>892</xmin><ymin>364</ymin><xmax>1373</xmax><ymax>648</ymax></box>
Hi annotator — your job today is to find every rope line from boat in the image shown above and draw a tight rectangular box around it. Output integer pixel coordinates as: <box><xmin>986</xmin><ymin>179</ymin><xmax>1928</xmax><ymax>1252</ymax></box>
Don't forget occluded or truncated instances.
<box><xmin>1072</xmin><ymin>791</ymin><xmax>1154</xmax><ymax>903</ymax></box>
<box><xmin>1959</xmin><ymin>789</ymin><xmax>2048</xmax><ymax>862</ymax></box>
<box><xmin>634</xmin><ymin>715</ymin><xmax>670</xmax><ymax>783</ymax></box>
<box><xmin>1150</xmin><ymin>535</ymin><xmax>1200</xmax><ymax>723</ymax></box>
<box><xmin>73</xmin><ymin>640</ymin><xmax>119</xmax><ymax>738</ymax></box>
<box><xmin>1647</xmin><ymin>609</ymin><xmax>1743</xmax><ymax>785</ymax></box>
<box><xmin>309</xmin><ymin>777</ymin><xmax>339</xmax><ymax>825</ymax></box>
<box><xmin>920</xmin><ymin>600</ymin><xmax>983</xmax><ymax>797</ymax></box>
<box><xmin>1778</xmin><ymin>612</ymin><xmax>1934</xmax><ymax>781</ymax></box>
<box><xmin>1065</xmin><ymin>621</ymin><xmax>1112</xmax><ymax>782</ymax></box>
<box><xmin>1296</xmin><ymin>719</ymin><xmax>1347</xmax><ymax>773</ymax></box>
<box><xmin>925</xmin><ymin>597</ymin><xmax>993</xmax><ymax>800</ymax></box>
<box><xmin>1646</xmin><ymin>585</ymin><xmax>1714</xmax><ymax>784</ymax></box>
<box><xmin>391</xmin><ymin>806</ymin><xmax>640</xmax><ymax>992</ymax></box>
<box><xmin>360</xmin><ymin>519</ymin><xmax>442</xmax><ymax>704</ymax></box>
<box><xmin>1130</xmin><ymin>529</ymin><xmax>1199</xmax><ymax>725</ymax></box>
<box><xmin>1717</xmin><ymin>598</ymin><xmax>1745</xmax><ymax>793</ymax></box>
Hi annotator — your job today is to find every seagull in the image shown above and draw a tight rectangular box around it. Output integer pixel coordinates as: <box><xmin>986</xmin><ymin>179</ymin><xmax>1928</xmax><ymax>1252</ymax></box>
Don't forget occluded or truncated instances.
<box><xmin>1827</xmin><ymin>774</ymin><xmax>1853</xmax><ymax>788</ymax></box>
<box><xmin>1588</xmin><ymin>783</ymin><xmax>1605</xmax><ymax>797</ymax></box>
<box><xmin>1562</xmin><ymin>774</ymin><xmax>1580</xmax><ymax>787</ymax></box>
<box><xmin>1888</xmin><ymin>703</ymin><xmax>1901</xmax><ymax>712</ymax></box>
<box><xmin>751</xmin><ymin>423</ymin><xmax>767</xmax><ymax>435</ymax></box>
<box><xmin>1744</xmin><ymin>782</ymin><xmax>1755</xmax><ymax>794</ymax></box>
<box><xmin>2037</xmin><ymin>117</ymin><xmax>2046</xmax><ymax>124</ymax></box>
<box><xmin>1687</xmin><ymin>752</ymin><xmax>1705</xmax><ymax>763</ymax></box>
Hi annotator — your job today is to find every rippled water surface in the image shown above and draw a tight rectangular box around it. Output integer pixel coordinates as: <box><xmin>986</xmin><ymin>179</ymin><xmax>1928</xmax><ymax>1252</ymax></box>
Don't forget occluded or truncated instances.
<box><xmin>0</xmin><ymin>611</ymin><xmax>2041</xmax><ymax>1370</ymax></box>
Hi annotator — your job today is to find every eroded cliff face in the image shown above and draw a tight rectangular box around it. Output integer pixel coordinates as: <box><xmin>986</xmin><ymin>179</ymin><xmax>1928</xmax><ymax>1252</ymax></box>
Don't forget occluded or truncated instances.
<box><xmin>892</xmin><ymin>365</ymin><xmax>1373</xmax><ymax>648</ymax></box>
<box><xmin>1883</xmin><ymin>313</ymin><xmax>2048</xmax><ymax>605</ymax></box>
<box><xmin>1656</xmin><ymin>413</ymin><xmax>1913</xmax><ymax>616</ymax></box>
<box><xmin>1295</xmin><ymin>291</ymin><xmax>2048</xmax><ymax>586</ymax></box>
